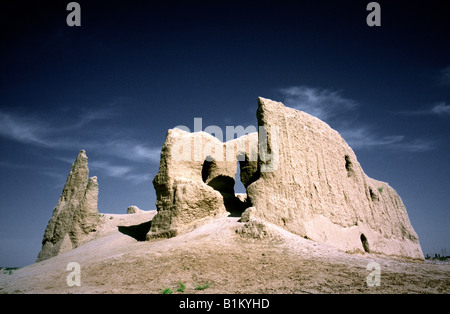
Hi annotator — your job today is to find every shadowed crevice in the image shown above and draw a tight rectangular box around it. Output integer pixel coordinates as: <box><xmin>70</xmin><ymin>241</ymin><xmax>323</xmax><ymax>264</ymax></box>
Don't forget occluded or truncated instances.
<box><xmin>118</xmin><ymin>220</ymin><xmax>152</xmax><ymax>241</ymax></box>
<box><xmin>360</xmin><ymin>233</ymin><xmax>370</xmax><ymax>253</ymax></box>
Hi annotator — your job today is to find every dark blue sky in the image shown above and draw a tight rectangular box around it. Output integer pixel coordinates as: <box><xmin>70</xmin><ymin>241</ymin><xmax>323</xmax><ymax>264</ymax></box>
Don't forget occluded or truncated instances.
<box><xmin>1</xmin><ymin>0</ymin><xmax>449</xmax><ymax>266</ymax></box>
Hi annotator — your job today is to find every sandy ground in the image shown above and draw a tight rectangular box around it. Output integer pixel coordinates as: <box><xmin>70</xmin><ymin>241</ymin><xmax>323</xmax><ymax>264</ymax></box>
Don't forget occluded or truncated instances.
<box><xmin>1</xmin><ymin>214</ymin><xmax>448</xmax><ymax>294</ymax></box>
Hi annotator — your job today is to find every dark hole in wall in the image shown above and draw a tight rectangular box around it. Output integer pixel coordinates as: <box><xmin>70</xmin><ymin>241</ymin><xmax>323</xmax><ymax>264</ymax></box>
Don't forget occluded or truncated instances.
<box><xmin>369</xmin><ymin>187</ymin><xmax>379</xmax><ymax>202</ymax></box>
<box><xmin>345</xmin><ymin>155</ymin><xmax>355</xmax><ymax>177</ymax></box>
<box><xmin>207</xmin><ymin>175</ymin><xmax>248</xmax><ymax>217</ymax></box>
<box><xmin>207</xmin><ymin>175</ymin><xmax>235</xmax><ymax>194</ymax></box>
<box><xmin>234</xmin><ymin>160</ymin><xmax>246</xmax><ymax>194</ymax></box>
<box><xmin>118</xmin><ymin>221</ymin><xmax>152</xmax><ymax>241</ymax></box>
<box><xmin>201</xmin><ymin>158</ymin><xmax>250</xmax><ymax>217</ymax></box>
<box><xmin>360</xmin><ymin>233</ymin><xmax>370</xmax><ymax>253</ymax></box>
<box><xmin>201</xmin><ymin>158</ymin><xmax>216</xmax><ymax>183</ymax></box>
<box><xmin>238</xmin><ymin>153</ymin><xmax>260</xmax><ymax>188</ymax></box>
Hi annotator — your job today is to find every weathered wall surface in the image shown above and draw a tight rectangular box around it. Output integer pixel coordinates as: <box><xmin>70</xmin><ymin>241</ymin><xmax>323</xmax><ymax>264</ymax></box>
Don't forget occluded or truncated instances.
<box><xmin>245</xmin><ymin>98</ymin><xmax>423</xmax><ymax>260</ymax></box>
<box><xmin>146</xmin><ymin>97</ymin><xmax>422</xmax><ymax>260</ymax></box>
<box><xmin>147</xmin><ymin>129</ymin><xmax>258</xmax><ymax>238</ymax></box>
<box><xmin>36</xmin><ymin>150</ymin><xmax>99</xmax><ymax>262</ymax></box>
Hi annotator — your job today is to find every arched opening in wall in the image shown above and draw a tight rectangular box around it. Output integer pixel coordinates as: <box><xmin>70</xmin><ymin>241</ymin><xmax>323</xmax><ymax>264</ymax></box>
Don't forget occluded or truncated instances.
<box><xmin>201</xmin><ymin>158</ymin><xmax>248</xmax><ymax>217</ymax></box>
<box><xmin>237</xmin><ymin>153</ymin><xmax>260</xmax><ymax>189</ymax></box>
<box><xmin>360</xmin><ymin>234</ymin><xmax>370</xmax><ymax>253</ymax></box>
<box><xmin>118</xmin><ymin>220</ymin><xmax>152</xmax><ymax>241</ymax></box>
<box><xmin>234</xmin><ymin>161</ymin><xmax>246</xmax><ymax>194</ymax></box>
<box><xmin>202</xmin><ymin>158</ymin><xmax>216</xmax><ymax>183</ymax></box>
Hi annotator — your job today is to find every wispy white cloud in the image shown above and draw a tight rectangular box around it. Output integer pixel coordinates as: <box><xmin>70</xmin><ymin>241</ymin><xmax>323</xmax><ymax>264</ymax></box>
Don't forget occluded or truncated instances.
<box><xmin>53</xmin><ymin>156</ymin><xmax>153</xmax><ymax>184</ymax></box>
<box><xmin>431</xmin><ymin>102</ymin><xmax>450</xmax><ymax>116</ymax></box>
<box><xmin>0</xmin><ymin>108</ymin><xmax>162</xmax><ymax>163</ymax></box>
<box><xmin>130</xmin><ymin>144</ymin><xmax>161</xmax><ymax>163</ymax></box>
<box><xmin>339</xmin><ymin>127</ymin><xmax>404</xmax><ymax>149</ymax></box>
<box><xmin>0</xmin><ymin>107</ymin><xmax>159</xmax><ymax>185</ymax></box>
<box><xmin>105</xmin><ymin>141</ymin><xmax>161</xmax><ymax>163</ymax></box>
<box><xmin>40</xmin><ymin>170</ymin><xmax>67</xmax><ymax>182</ymax></box>
<box><xmin>0</xmin><ymin>106</ymin><xmax>118</xmax><ymax>148</ymax></box>
<box><xmin>90</xmin><ymin>161</ymin><xmax>133</xmax><ymax>177</ymax></box>
<box><xmin>392</xmin><ymin>138</ymin><xmax>437</xmax><ymax>153</ymax></box>
<box><xmin>439</xmin><ymin>66</ymin><xmax>450</xmax><ymax>86</ymax></box>
<box><xmin>339</xmin><ymin>127</ymin><xmax>436</xmax><ymax>153</ymax></box>
<box><xmin>0</xmin><ymin>111</ymin><xmax>53</xmax><ymax>147</ymax></box>
<box><xmin>0</xmin><ymin>160</ymin><xmax>30</xmax><ymax>169</ymax></box>
<box><xmin>278</xmin><ymin>85</ymin><xmax>437</xmax><ymax>153</ymax></box>
<box><xmin>70</xmin><ymin>107</ymin><xmax>118</xmax><ymax>129</ymax></box>
<box><xmin>123</xmin><ymin>172</ymin><xmax>152</xmax><ymax>184</ymax></box>
<box><xmin>278</xmin><ymin>85</ymin><xmax>358</xmax><ymax>121</ymax></box>
<box><xmin>89</xmin><ymin>160</ymin><xmax>151</xmax><ymax>183</ymax></box>
<box><xmin>399</xmin><ymin>102</ymin><xmax>450</xmax><ymax>117</ymax></box>
<box><xmin>0</xmin><ymin>160</ymin><xmax>72</xmax><ymax>189</ymax></box>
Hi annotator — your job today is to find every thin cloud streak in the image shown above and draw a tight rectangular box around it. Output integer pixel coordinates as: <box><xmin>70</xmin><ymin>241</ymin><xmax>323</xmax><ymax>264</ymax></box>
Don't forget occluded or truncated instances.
<box><xmin>278</xmin><ymin>85</ymin><xmax>358</xmax><ymax>121</ymax></box>
<box><xmin>52</xmin><ymin>156</ymin><xmax>152</xmax><ymax>184</ymax></box>
<box><xmin>398</xmin><ymin>102</ymin><xmax>450</xmax><ymax>117</ymax></box>
<box><xmin>439</xmin><ymin>66</ymin><xmax>450</xmax><ymax>86</ymax></box>
<box><xmin>89</xmin><ymin>161</ymin><xmax>133</xmax><ymax>177</ymax></box>
<box><xmin>431</xmin><ymin>102</ymin><xmax>450</xmax><ymax>116</ymax></box>
<box><xmin>278</xmin><ymin>85</ymin><xmax>437</xmax><ymax>153</ymax></box>
<box><xmin>0</xmin><ymin>108</ymin><xmax>162</xmax><ymax>163</ymax></box>
<box><xmin>0</xmin><ymin>107</ymin><xmax>159</xmax><ymax>185</ymax></box>
<box><xmin>392</xmin><ymin>138</ymin><xmax>437</xmax><ymax>153</ymax></box>
<box><xmin>66</xmin><ymin>107</ymin><xmax>118</xmax><ymax>130</ymax></box>
<box><xmin>105</xmin><ymin>141</ymin><xmax>161</xmax><ymax>163</ymax></box>
<box><xmin>0</xmin><ymin>160</ymin><xmax>32</xmax><ymax>170</ymax></box>
<box><xmin>0</xmin><ymin>111</ymin><xmax>54</xmax><ymax>147</ymax></box>
<box><xmin>339</xmin><ymin>127</ymin><xmax>436</xmax><ymax>153</ymax></box>
<box><xmin>89</xmin><ymin>160</ymin><xmax>151</xmax><ymax>183</ymax></box>
<box><xmin>0</xmin><ymin>107</ymin><xmax>118</xmax><ymax>148</ymax></box>
<box><xmin>339</xmin><ymin>127</ymin><xmax>404</xmax><ymax>149</ymax></box>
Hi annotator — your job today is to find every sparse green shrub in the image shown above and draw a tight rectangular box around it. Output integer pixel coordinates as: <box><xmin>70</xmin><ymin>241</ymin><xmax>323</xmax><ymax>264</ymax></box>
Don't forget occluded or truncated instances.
<box><xmin>1</xmin><ymin>267</ymin><xmax>19</xmax><ymax>275</ymax></box>
<box><xmin>177</xmin><ymin>282</ymin><xmax>186</xmax><ymax>292</ymax></box>
<box><xmin>194</xmin><ymin>283</ymin><xmax>211</xmax><ymax>290</ymax></box>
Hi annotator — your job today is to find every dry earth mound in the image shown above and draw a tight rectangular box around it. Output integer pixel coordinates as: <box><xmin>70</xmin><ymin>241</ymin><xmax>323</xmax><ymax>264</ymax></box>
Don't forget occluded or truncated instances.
<box><xmin>1</xmin><ymin>215</ymin><xmax>448</xmax><ymax>294</ymax></box>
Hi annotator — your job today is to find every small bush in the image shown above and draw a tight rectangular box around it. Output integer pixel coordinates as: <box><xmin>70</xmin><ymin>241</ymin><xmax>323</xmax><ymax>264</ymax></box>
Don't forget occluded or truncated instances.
<box><xmin>1</xmin><ymin>267</ymin><xmax>19</xmax><ymax>275</ymax></box>
<box><xmin>177</xmin><ymin>282</ymin><xmax>186</xmax><ymax>292</ymax></box>
<box><xmin>161</xmin><ymin>288</ymin><xmax>173</xmax><ymax>294</ymax></box>
<box><xmin>195</xmin><ymin>283</ymin><xmax>211</xmax><ymax>290</ymax></box>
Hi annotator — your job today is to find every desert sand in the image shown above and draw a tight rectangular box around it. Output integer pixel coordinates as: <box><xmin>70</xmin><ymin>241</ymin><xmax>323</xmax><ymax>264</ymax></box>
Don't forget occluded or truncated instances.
<box><xmin>1</xmin><ymin>213</ymin><xmax>448</xmax><ymax>294</ymax></box>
